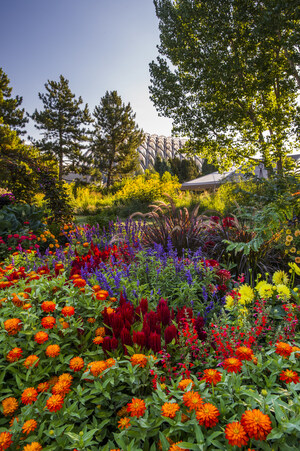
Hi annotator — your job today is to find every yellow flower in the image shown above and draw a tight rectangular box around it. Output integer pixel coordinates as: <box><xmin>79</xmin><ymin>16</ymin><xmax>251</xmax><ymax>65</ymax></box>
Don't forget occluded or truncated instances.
<box><xmin>286</xmin><ymin>229</ymin><xmax>291</xmax><ymax>234</ymax></box>
<box><xmin>225</xmin><ymin>295</ymin><xmax>235</xmax><ymax>310</ymax></box>
<box><xmin>272</xmin><ymin>270</ymin><xmax>289</xmax><ymax>286</ymax></box>
<box><xmin>257</xmin><ymin>283</ymin><xmax>273</xmax><ymax>299</ymax></box>
<box><xmin>238</xmin><ymin>284</ymin><xmax>254</xmax><ymax>304</ymax></box>
<box><xmin>288</xmin><ymin>262</ymin><xmax>300</xmax><ymax>275</ymax></box>
<box><xmin>286</xmin><ymin>235</ymin><xmax>293</xmax><ymax>242</ymax></box>
<box><xmin>276</xmin><ymin>284</ymin><xmax>291</xmax><ymax>301</ymax></box>
<box><xmin>290</xmin><ymin>247</ymin><xmax>296</xmax><ymax>253</ymax></box>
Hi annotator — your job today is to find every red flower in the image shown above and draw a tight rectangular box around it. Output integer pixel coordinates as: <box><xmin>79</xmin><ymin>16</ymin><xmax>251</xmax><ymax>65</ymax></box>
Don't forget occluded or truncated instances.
<box><xmin>280</xmin><ymin>369</ymin><xmax>300</xmax><ymax>384</ymax></box>
<box><xmin>61</xmin><ymin>306</ymin><xmax>75</xmax><ymax>317</ymax></box>
<box><xmin>241</xmin><ymin>409</ymin><xmax>272</xmax><ymax>440</ymax></box>
<box><xmin>41</xmin><ymin>316</ymin><xmax>56</xmax><ymax>329</ymax></box>
<box><xmin>223</xmin><ymin>357</ymin><xmax>243</xmax><ymax>373</ymax></box>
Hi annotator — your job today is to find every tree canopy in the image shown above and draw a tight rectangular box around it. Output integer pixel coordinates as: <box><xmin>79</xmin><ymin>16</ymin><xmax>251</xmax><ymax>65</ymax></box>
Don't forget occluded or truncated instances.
<box><xmin>90</xmin><ymin>90</ymin><xmax>145</xmax><ymax>187</ymax></box>
<box><xmin>0</xmin><ymin>67</ymin><xmax>28</xmax><ymax>134</ymax></box>
<box><xmin>31</xmin><ymin>75</ymin><xmax>91</xmax><ymax>181</ymax></box>
<box><xmin>149</xmin><ymin>0</ymin><xmax>300</xmax><ymax>174</ymax></box>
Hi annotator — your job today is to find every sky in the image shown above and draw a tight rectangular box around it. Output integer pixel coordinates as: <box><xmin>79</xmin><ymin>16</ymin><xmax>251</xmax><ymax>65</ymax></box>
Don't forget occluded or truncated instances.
<box><xmin>1</xmin><ymin>0</ymin><xmax>173</xmax><ymax>140</ymax></box>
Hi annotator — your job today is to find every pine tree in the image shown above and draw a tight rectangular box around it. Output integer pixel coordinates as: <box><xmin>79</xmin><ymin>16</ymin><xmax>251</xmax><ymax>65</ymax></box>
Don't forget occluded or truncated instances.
<box><xmin>90</xmin><ymin>91</ymin><xmax>145</xmax><ymax>187</ymax></box>
<box><xmin>31</xmin><ymin>75</ymin><xmax>91</xmax><ymax>181</ymax></box>
<box><xmin>0</xmin><ymin>67</ymin><xmax>28</xmax><ymax>134</ymax></box>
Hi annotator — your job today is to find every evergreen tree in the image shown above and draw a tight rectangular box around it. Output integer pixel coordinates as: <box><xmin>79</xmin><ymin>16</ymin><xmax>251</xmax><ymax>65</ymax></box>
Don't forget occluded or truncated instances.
<box><xmin>169</xmin><ymin>157</ymin><xmax>200</xmax><ymax>182</ymax></box>
<box><xmin>31</xmin><ymin>75</ymin><xmax>91</xmax><ymax>181</ymax></box>
<box><xmin>90</xmin><ymin>91</ymin><xmax>144</xmax><ymax>187</ymax></box>
<box><xmin>153</xmin><ymin>155</ymin><xmax>172</xmax><ymax>176</ymax></box>
<box><xmin>150</xmin><ymin>0</ymin><xmax>300</xmax><ymax>175</ymax></box>
<box><xmin>0</xmin><ymin>67</ymin><xmax>28</xmax><ymax>134</ymax></box>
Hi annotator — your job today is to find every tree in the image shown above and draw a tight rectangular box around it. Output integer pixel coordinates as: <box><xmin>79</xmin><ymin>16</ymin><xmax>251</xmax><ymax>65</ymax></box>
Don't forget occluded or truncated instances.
<box><xmin>149</xmin><ymin>0</ymin><xmax>300</xmax><ymax>175</ymax></box>
<box><xmin>90</xmin><ymin>91</ymin><xmax>145</xmax><ymax>187</ymax></box>
<box><xmin>154</xmin><ymin>155</ymin><xmax>172</xmax><ymax>176</ymax></box>
<box><xmin>0</xmin><ymin>67</ymin><xmax>28</xmax><ymax>134</ymax></box>
<box><xmin>31</xmin><ymin>75</ymin><xmax>91</xmax><ymax>181</ymax></box>
<box><xmin>169</xmin><ymin>156</ymin><xmax>200</xmax><ymax>182</ymax></box>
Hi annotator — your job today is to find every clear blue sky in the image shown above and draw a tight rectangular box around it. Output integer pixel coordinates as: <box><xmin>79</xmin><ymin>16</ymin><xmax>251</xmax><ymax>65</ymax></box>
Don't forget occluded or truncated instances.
<box><xmin>1</xmin><ymin>0</ymin><xmax>173</xmax><ymax>139</ymax></box>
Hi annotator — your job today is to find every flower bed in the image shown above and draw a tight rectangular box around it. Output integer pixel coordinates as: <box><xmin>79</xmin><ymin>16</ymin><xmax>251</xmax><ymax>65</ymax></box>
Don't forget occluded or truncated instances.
<box><xmin>0</xmin><ymin>223</ymin><xmax>299</xmax><ymax>450</ymax></box>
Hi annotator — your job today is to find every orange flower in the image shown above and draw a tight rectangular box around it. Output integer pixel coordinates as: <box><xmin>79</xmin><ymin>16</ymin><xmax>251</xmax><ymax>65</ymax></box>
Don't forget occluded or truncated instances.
<box><xmin>24</xmin><ymin>355</ymin><xmax>39</xmax><ymax>369</ymax></box>
<box><xmin>178</xmin><ymin>378</ymin><xmax>194</xmax><ymax>390</ymax></box>
<box><xmin>0</xmin><ymin>431</ymin><xmax>13</xmax><ymax>450</ymax></box>
<box><xmin>236</xmin><ymin>346</ymin><xmax>254</xmax><ymax>361</ymax></box>
<box><xmin>280</xmin><ymin>369</ymin><xmax>300</xmax><ymax>384</ymax></box>
<box><xmin>87</xmin><ymin>317</ymin><xmax>96</xmax><ymax>323</ymax></box>
<box><xmin>95</xmin><ymin>291</ymin><xmax>109</xmax><ymax>301</ymax></box>
<box><xmin>201</xmin><ymin>369</ymin><xmax>222</xmax><ymax>385</ymax></box>
<box><xmin>61</xmin><ymin>306</ymin><xmax>75</xmax><ymax>317</ymax></box>
<box><xmin>241</xmin><ymin>409</ymin><xmax>272</xmax><ymax>440</ymax></box>
<box><xmin>223</xmin><ymin>357</ymin><xmax>243</xmax><ymax>373</ymax></box>
<box><xmin>130</xmin><ymin>354</ymin><xmax>148</xmax><ymax>368</ymax></box>
<box><xmin>58</xmin><ymin>373</ymin><xmax>73</xmax><ymax>386</ymax></box>
<box><xmin>93</xmin><ymin>336</ymin><xmax>104</xmax><ymax>345</ymax></box>
<box><xmin>23</xmin><ymin>303</ymin><xmax>32</xmax><ymax>310</ymax></box>
<box><xmin>62</xmin><ymin>321</ymin><xmax>69</xmax><ymax>329</ymax></box>
<box><xmin>22</xmin><ymin>441</ymin><xmax>43</xmax><ymax>450</ymax></box>
<box><xmin>169</xmin><ymin>442</ymin><xmax>184</xmax><ymax>451</ymax></box>
<box><xmin>291</xmin><ymin>346</ymin><xmax>300</xmax><ymax>357</ymax></box>
<box><xmin>41</xmin><ymin>316</ymin><xmax>56</xmax><ymax>329</ymax></box>
<box><xmin>183</xmin><ymin>391</ymin><xmax>203</xmax><ymax>411</ymax></box>
<box><xmin>41</xmin><ymin>301</ymin><xmax>56</xmax><ymax>312</ymax></box>
<box><xmin>73</xmin><ymin>278</ymin><xmax>86</xmax><ymax>288</ymax></box>
<box><xmin>2</xmin><ymin>397</ymin><xmax>18</xmax><ymax>416</ymax></box>
<box><xmin>6</xmin><ymin>347</ymin><xmax>23</xmax><ymax>362</ymax></box>
<box><xmin>22</xmin><ymin>419</ymin><xmax>38</xmax><ymax>435</ymax></box>
<box><xmin>95</xmin><ymin>327</ymin><xmax>105</xmax><ymax>337</ymax></box>
<box><xmin>21</xmin><ymin>388</ymin><xmax>38</xmax><ymax>405</ymax></box>
<box><xmin>46</xmin><ymin>394</ymin><xmax>64</xmax><ymax>412</ymax></box>
<box><xmin>4</xmin><ymin>318</ymin><xmax>22</xmax><ymax>335</ymax></box>
<box><xmin>106</xmin><ymin>358</ymin><xmax>116</xmax><ymax>368</ymax></box>
<box><xmin>196</xmin><ymin>403</ymin><xmax>220</xmax><ymax>428</ymax></box>
<box><xmin>161</xmin><ymin>402</ymin><xmax>180</xmax><ymax>419</ymax></box>
<box><xmin>69</xmin><ymin>357</ymin><xmax>85</xmax><ymax>372</ymax></box>
<box><xmin>89</xmin><ymin>360</ymin><xmax>107</xmax><ymax>376</ymax></box>
<box><xmin>127</xmin><ymin>398</ymin><xmax>146</xmax><ymax>417</ymax></box>
<box><xmin>9</xmin><ymin>417</ymin><xmax>19</xmax><ymax>428</ymax></box>
<box><xmin>52</xmin><ymin>381</ymin><xmax>71</xmax><ymax>396</ymax></box>
<box><xmin>275</xmin><ymin>342</ymin><xmax>293</xmax><ymax>358</ymax></box>
<box><xmin>37</xmin><ymin>382</ymin><xmax>50</xmax><ymax>393</ymax></box>
<box><xmin>34</xmin><ymin>331</ymin><xmax>49</xmax><ymax>344</ymax></box>
<box><xmin>225</xmin><ymin>422</ymin><xmax>249</xmax><ymax>447</ymax></box>
<box><xmin>118</xmin><ymin>417</ymin><xmax>131</xmax><ymax>429</ymax></box>
<box><xmin>45</xmin><ymin>344</ymin><xmax>60</xmax><ymax>358</ymax></box>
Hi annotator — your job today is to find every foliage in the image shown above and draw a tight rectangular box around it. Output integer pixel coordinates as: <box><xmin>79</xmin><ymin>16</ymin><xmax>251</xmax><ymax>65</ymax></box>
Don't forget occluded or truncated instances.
<box><xmin>89</xmin><ymin>90</ymin><xmax>144</xmax><ymax>187</ymax></box>
<box><xmin>150</xmin><ymin>0</ymin><xmax>300</xmax><ymax>173</ymax></box>
<box><xmin>168</xmin><ymin>157</ymin><xmax>200</xmax><ymax>183</ymax></box>
<box><xmin>0</xmin><ymin>67</ymin><xmax>28</xmax><ymax>134</ymax></box>
<box><xmin>31</xmin><ymin>75</ymin><xmax>91</xmax><ymax>181</ymax></box>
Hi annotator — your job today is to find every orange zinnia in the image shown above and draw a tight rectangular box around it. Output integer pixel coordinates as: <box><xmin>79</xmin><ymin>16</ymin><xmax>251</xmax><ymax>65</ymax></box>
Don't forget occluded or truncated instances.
<box><xmin>4</xmin><ymin>318</ymin><xmax>22</xmax><ymax>335</ymax></box>
<box><xmin>0</xmin><ymin>431</ymin><xmax>13</xmax><ymax>450</ymax></box>
<box><xmin>236</xmin><ymin>346</ymin><xmax>254</xmax><ymax>361</ymax></box>
<box><xmin>45</xmin><ymin>344</ymin><xmax>60</xmax><ymax>358</ymax></box>
<box><xmin>106</xmin><ymin>358</ymin><xmax>116</xmax><ymax>368</ymax></box>
<box><xmin>279</xmin><ymin>369</ymin><xmax>300</xmax><ymax>384</ymax></box>
<box><xmin>46</xmin><ymin>394</ymin><xmax>64</xmax><ymax>412</ymax></box>
<box><xmin>130</xmin><ymin>354</ymin><xmax>148</xmax><ymax>368</ymax></box>
<box><xmin>223</xmin><ymin>357</ymin><xmax>243</xmax><ymax>373</ymax></box>
<box><xmin>182</xmin><ymin>391</ymin><xmax>203</xmax><ymax>411</ymax></box>
<box><xmin>61</xmin><ymin>306</ymin><xmax>75</xmax><ymax>317</ymax></box>
<box><xmin>241</xmin><ymin>409</ymin><xmax>272</xmax><ymax>440</ymax></box>
<box><xmin>127</xmin><ymin>398</ymin><xmax>146</xmax><ymax>417</ymax></box>
<box><xmin>6</xmin><ymin>347</ymin><xmax>23</xmax><ymax>362</ymax></box>
<box><xmin>24</xmin><ymin>355</ymin><xmax>39</xmax><ymax>369</ymax></box>
<box><xmin>89</xmin><ymin>360</ymin><xmax>107</xmax><ymax>376</ymax></box>
<box><xmin>196</xmin><ymin>403</ymin><xmax>220</xmax><ymax>428</ymax></box>
<box><xmin>118</xmin><ymin>417</ymin><xmax>131</xmax><ymax>429</ymax></box>
<box><xmin>161</xmin><ymin>402</ymin><xmax>180</xmax><ymax>419</ymax></box>
<box><xmin>69</xmin><ymin>357</ymin><xmax>85</xmax><ymax>372</ymax></box>
<box><xmin>41</xmin><ymin>316</ymin><xmax>56</xmax><ymax>329</ymax></box>
<box><xmin>22</xmin><ymin>419</ymin><xmax>38</xmax><ymax>435</ymax></box>
<box><xmin>169</xmin><ymin>442</ymin><xmax>184</xmax><ymax>451</ymax></box>
<box><xmin>52</xmin><ymin>380</ymin><xmax>71</xmax><ymax>396</ymax></box>
<box><xmin>2</xmin><ymin>397</ymin><xmax>18</xmax><ymax>416</ymax></box>
<box><xmin>58</xmin><ymin>373</ymin><xmax>73</xmax><ymax>386</ymax></box>
<box><xmin>34</xmin><ymin>331</ymin><xmax>49</xmax><ymax>344</ymax></box>
<box><xmin>95</xmin><ymin>327</ymin><xmax>105</xmax><ymax>337</ymax></box>
<box><xmin>93</xmin><ymin>336</ymin><xmax>104</xmax><ymax>345</ymax></box>
<box><xmin>275</xmin><ymin>342</ymin><xmax>293</xmax><ymax>358</ymax></box>
<box><xmin>177</xmin><ymin>378</ymin><xmax>194</xmax><ymax>390</ymax></box>
<box><xmin>201</xmin><ymin>369</ymin><xmax>222</xmax><ymax>385</ymax></box>
<box><xmin>21</xmin><ymin>388</ymin><xmax>38</xmax><ymax>405</ymax></box>
<box><xmin>22</xmin><ymin>441</ymin><xmax>43</xmax><ymax>450</ymax></box>
<box><xmin>41</xmin><ymin>301</ymin><xmax>56</xmax><ymax>312</ymax></box>
<box><xmin>225</xmin><ymin>421</ymin><xmax>249</xmax><ymax>447</ymax></box>
<box><xmin>73</xmin><ymin>278</ymin><xmax>86</xmax><ymax>288</ymax></box>
<box><xmin>37</xmin><ymin>382</ymin><xmax>50</xmax><ymax>393</ymax></box>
